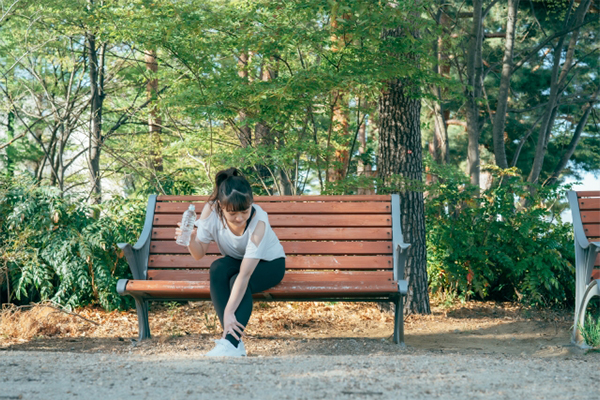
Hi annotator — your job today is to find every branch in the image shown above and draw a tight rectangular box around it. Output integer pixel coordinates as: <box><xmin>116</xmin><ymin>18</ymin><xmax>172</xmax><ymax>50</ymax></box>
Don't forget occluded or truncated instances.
<box><xmin>511</xmin><ymin>18</ymin><xmax>595</xmax><ymax>73</ymax></box>
<box><xmin>0</xmin><ymin>132</ymin><xmax>26</xmax><ymax>150</ymax></box>
<box><xmin>102</xmin><ymin>85</ymin><xmax>169</xmax><ymax>142</ymax></box>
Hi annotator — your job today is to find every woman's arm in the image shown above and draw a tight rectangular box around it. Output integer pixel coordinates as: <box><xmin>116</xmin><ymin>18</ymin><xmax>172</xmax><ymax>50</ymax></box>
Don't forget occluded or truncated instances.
<box><xmin>222</xmin><ymin>221</ymin><xmax>266</xmax><ymax>339</ymax></box>
<box><xmin>187</xmin><ymin>231</ymin><xmax>210</xmax><ymax>260</ymax></box>
<box><xmin>176</xmin><ymin>203</ymin><xmax>213</xmax><ymax>260</ymax></box>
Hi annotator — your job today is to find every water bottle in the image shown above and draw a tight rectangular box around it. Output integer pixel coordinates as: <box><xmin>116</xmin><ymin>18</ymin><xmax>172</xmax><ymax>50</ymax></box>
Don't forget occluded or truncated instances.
<box><xmin>176</xmin><ymin>205</ymin><xmax>196</xmax><ymax>246</ymax></box>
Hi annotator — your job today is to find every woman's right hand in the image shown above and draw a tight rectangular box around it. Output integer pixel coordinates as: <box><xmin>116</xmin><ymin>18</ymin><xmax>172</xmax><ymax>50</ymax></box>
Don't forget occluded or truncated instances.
<box><xmin>175</xmin><ymin>222</ymin><xmax>196</xmax><ymax>243</ymax></box>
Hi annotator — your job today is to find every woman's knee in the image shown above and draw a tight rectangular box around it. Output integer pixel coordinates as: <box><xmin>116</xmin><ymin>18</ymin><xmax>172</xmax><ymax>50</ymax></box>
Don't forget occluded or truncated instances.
<box><xmin>209</xmin><ymin>257</ymin><xmax>232</xmax><ymax>280</ymax></box>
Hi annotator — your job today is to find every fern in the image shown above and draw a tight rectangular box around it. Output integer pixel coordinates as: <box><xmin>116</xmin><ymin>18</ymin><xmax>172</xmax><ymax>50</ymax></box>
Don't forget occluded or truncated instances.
<box><xmin>0</xmin><ymin>174</ymin><xmax>144</xmax><ymax>310</ymax></box>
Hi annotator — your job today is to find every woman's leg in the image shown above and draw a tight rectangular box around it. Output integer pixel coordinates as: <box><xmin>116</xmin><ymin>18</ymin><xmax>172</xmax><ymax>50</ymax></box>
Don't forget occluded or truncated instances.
<box><xmin>209</xmin><ymin>256</ymin><xmax>242</xmax><ymax>328</ymax></box>
<box><xmin>223</xmin><ymin>258</ymin><xmax>286</xmax><ymax>347</ymax></box>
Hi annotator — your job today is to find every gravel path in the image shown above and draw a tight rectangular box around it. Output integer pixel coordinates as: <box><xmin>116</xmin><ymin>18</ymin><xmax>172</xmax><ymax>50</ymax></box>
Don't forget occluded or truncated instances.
<box><xmin>1</xmin><ymin>350</ymin><xmax>598</xmax><ymax>400</ymax></box>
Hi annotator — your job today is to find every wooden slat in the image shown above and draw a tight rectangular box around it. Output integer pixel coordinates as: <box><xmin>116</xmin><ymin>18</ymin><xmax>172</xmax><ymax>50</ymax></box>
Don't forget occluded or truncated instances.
<box><xmin>583</xmin><ymin>224</ymin><xmax>600</xmax><ymax>239</ymax></box>
<box><xmin>155</xmin><ymin>202</ymin><xmax>391</xmax><ymax>214</ymax></box>
<box><xmin>577</xmin><ymin>191</ymin><xmax>600</xmax><ymax>198</ymax></box>
<box><xmin>152</xmin><ymin>227</ymin><xmax>392</xmax><ymax>241</ymax></box>
<box><xmin>581</xmin><ymin>211</ymin><xmax>600</xmax><ymax>224</ymax></box>
<box><xmin>593</xmin><ymin>269</ymin><xmax>600</xmax><ymax>279</ymax></box>
<box><xmin>149</xmin><ymin>241</ymin><xmax>393</xmax><ymax>255</ymax></box>
<box><xmin>153</xmin><ymin>214</ymin><xmax>391</xmax><ymax>227</ymax></box>
<box><xmin>579</xmin><ymin>198</ymin><xmax>600</xmax><ymax>211</ymax></box>
<box><xmin>147</xmin><ymin>270</ymin><xmax>393</xmax><ymax>282</ymax></box>
<box><xmin>123</xmin><ymin>279</ymin><xmax>398</xmax><ymax>299</ymax></box>
<box><xmin>148</xmin><ymin>255</ymin><xmax>393</xmax><ymax>270</ymax></box>
<box><xmin>156</xmin><ymin>195</ymin><xmax>391</xmax><ymax>202</ymax></box>
<box><xmin>596</xmin><ymin>254</ymin><xmax>600</xmax><ymax>267</ymax></box>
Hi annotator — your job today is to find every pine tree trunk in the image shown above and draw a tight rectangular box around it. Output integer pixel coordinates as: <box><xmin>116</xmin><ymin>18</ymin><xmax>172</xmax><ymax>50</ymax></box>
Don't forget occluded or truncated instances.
<box><xmin>465</xmin><ymin>0</ymin><xmax>484</xmax><ymax>187</ymax></box>
<box><xmin>378</xmin><ymin>76</ymin><xmax>430</xmax><ymax>315</ymax></box>
<box><xmin>430</xmin><ymin>2</ymin><xmax>449</xmax><ymax>164</ymax></box>
<box><xmin>492</xmin><ymin>0</ymin><xmax>519</xmax><ymax>169</ymax></box>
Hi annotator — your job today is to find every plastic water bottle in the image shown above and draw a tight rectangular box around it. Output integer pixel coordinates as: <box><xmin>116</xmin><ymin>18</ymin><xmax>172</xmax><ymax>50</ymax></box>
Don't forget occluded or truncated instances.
<box><xmin>176</xmin><ymin>205</ymin><xmax>196</xmax><ymax>246</ymax></box>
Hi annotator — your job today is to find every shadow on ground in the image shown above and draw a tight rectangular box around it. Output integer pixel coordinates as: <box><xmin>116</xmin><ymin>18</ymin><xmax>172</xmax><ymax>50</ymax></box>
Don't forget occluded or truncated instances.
<box><xmin>1</xmin><ymin>319</ymin><xmax>588</xmax><ymax>360</ymax></box>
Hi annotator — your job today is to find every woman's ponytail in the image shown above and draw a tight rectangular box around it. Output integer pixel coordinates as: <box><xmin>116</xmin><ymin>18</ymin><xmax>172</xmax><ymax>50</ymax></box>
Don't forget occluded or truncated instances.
<box><xmin>208</xmin><ymin>168</ymin><xmax>253</xmax><ymax>225</ymax></box>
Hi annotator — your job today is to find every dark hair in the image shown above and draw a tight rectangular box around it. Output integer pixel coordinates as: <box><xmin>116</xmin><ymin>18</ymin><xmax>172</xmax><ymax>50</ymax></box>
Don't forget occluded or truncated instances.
<box><xmin>208</xmin><ymin>168</ymin><xmax>253</xmax><ymax>225</ymax></box>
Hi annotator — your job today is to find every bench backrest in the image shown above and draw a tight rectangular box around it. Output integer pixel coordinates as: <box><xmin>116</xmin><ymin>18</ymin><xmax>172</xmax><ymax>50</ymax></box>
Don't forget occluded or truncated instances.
<box><xmin>573</xmin><ymin>191</ymin><xmax>600</xmax><ymax>277</ymax></box>
<box><xmin>145</xmin><ymin>195</ymin><xmax>403</xmax><ymax>283</ymax></box>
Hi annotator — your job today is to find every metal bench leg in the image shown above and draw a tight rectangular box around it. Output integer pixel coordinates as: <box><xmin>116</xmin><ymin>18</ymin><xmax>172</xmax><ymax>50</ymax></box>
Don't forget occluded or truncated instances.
<box><xmin>575</xmin><ymin>280</ymin><xmax>600</xmax><ymax>347</ymax></box>
<box><xmin>133</xmin><ymin>296</ymin><xmax>151</xmax><ymax>340</ymax></box>
<box><xmin>393</xmin><ymin>295</ymin><xmax>405</xmax><ymax>348</ymax></box>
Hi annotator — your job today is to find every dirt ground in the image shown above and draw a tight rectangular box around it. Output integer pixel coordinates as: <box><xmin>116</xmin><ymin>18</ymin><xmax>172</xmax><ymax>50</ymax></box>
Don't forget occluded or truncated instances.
<box><xmin>2</xmin><ymin>301</ymin><xmax>599</xmax><ymax>400</ymax></box>
<box><xmin>0</xmin><ymin>300</ymin><xmax>592</xmax><ymax>358</ymax></box>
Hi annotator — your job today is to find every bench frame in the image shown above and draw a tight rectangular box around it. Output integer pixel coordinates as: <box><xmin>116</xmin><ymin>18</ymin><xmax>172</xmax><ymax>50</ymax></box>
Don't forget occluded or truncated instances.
<box><xmin>117</xmin><ymin>194</ymin><xmax>410</xmax><ymax>346</ymax></box>
<box><xmin>567</xmin><ymin>190</ymin><xmax>600</xmax><ymax>345</ymax></box>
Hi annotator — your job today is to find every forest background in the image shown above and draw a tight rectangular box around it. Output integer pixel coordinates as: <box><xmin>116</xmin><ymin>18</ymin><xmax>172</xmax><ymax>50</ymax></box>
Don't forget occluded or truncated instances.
<box><xmin>0</xmin><ymin>0</ymin><xmax>598</xmax><ymax>316</ymax></box>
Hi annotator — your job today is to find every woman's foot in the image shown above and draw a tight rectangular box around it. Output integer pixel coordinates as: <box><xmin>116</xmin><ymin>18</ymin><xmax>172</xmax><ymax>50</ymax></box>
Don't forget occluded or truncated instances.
<box><xmin>205</xmin><ymin>339</ymin><xmax>246</xmax><ymax>357</ymax></box>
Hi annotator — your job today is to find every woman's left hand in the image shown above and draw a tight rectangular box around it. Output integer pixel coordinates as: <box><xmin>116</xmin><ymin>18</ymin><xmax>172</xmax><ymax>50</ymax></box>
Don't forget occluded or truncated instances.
<box><xmin>222</xmin><ymin>310</ymin><xmax>245</xmax><ymax>341</ymax></box>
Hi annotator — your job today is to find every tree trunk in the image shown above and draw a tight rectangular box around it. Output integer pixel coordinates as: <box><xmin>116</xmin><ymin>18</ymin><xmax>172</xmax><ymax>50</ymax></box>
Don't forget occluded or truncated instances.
<box><xmin>465</xmin><ymin>0</ymin><xmax>484</xmax><ymax>187</ymax></box>
<box><xmin>430</xmin><ymin>1</ymin><xmax>449</xmax><ymax>164</ymax></box>
<box><xmin>237</xmin><ymin>52</ymin><xmax>252</xmax><ymax>148</ymax></box>
<box><xmin>492</xmin><ymin>0</ymin><xmax>519</xmax><ymax>169</ymax></box>
<box><xmin>327</xmin><ymin>3</ymin><xmax>352</xmax><ymax>182</ymax></box>
<box><xmin>87</xmin><ymin>30</ymin><xmax>105</xmax><ymax>204</ymax></box>
<box><xmin>527</xmin><ymin>0</ymin><xmax>591</xmax><ymax>184</ymax></box>
<box><xmin>378</xmin><ymin>38</ymin><xmax>429</xmax><ymax>314</ymax></box>
<box><xmin>5</xmin><ymin>108</ymin><xmax>15</xmax><ymax>176</ymax></box>
<box><xmin>357</xmin><ymin>112</ymin><xmax>374</xmax><ymax>195</ymax></box>
<box><xmin>145</xmin><ymin>49</ymin><xmax>163</xmax><ymax>172</ymax></box>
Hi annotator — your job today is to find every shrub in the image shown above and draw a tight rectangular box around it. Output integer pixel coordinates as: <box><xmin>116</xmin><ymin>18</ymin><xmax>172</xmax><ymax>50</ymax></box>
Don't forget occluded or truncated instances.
<box><xmin>425</xmin><ymin>163</ymin><xmax>575</xmax><ymax>307</ymax></box>
<box><xmin>0</xmin><ymin>175</ymin><xmax>146</xmax><ymax>310</ymax></box>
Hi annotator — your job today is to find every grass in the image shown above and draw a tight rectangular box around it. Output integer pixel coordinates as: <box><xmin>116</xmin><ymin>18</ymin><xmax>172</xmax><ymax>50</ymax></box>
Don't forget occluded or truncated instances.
<box><xmin>578</xmin><ymin>314</ymin><xmax>600</xmax><ymax>349</ymax></box>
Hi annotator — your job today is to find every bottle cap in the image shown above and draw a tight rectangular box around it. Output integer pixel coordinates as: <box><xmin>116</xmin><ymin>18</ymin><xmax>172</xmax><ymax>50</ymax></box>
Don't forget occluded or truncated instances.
<box><xmin>188</xmin><ymin>205</ymin><xmax>195</xmax><ymax>211</ymax></box>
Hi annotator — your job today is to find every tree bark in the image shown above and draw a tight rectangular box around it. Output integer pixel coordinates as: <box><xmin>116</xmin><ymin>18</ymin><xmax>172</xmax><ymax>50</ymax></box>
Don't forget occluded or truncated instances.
<box><xmin>5</xmin><ymin>108</ymin><xmax>15</xmax><ymax>176</ymax></box>
<box><xmin>87</xmin><ymin>30</ymin><xmax>105</xmax><ymax>204</ymax></box>
<box><xmin>492</xmin><ymin>0</ymin><xmax>519</xmax><ymax>169</ymax></box>
<box><xmin>145</xmin><ymin>49</ymin><xmax>163</xmax><ymax>172</ymax></box>
<box><xmin>430</xmin><ymin>1</ymin><xmax>449</xmax><ymax>164</ymax></box>
<box><xmin>527</xmin><ymin>0</ymin><xmax>591</xmax><ymax>184</ymax></box>
<box><xmin>465</xmin><ymin>0</ymin><xmax>484</xmax><ymax>187</ymax></box>
<box><xmin>328</xmin><ymin>3</ymin><xmax>351</xmax><ymax>182</ymax></box>
<box><xmin>378</xmin><ymin>76</ymin><xmax>429</xmax><ymax>315</ymax></box>
<box><xmin>237</xmin><ymin>52</ymin><xmax>252</xmax><ymax>148</ymax></box>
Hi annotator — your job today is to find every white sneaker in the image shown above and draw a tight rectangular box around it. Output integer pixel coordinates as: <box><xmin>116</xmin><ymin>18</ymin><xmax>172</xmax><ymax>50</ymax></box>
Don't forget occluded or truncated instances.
<box><xmin>205</xmin><ymin>339</ymin><xmax>246</xmax><ymax>357</ymax></box>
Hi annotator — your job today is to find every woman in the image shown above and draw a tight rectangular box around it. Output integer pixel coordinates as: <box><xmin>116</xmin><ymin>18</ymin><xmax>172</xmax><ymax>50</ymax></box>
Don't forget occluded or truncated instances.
<box><xmin>175</xmin><ymin>168</ymin><xmax>286</xmax><ymax>357</ymax></box>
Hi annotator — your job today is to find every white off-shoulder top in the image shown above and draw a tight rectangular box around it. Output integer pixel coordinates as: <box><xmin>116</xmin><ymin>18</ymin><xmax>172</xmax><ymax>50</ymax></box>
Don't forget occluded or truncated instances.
<box><xmin>194</xmin><ymin>203</ymin><xmax>286</xmax><ymax>261</ymax></box>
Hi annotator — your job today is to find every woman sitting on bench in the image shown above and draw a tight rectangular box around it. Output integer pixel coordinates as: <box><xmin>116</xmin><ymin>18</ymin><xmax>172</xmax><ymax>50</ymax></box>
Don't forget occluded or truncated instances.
<box><xmin>175</xmin><ymin>167</ymin><xmax>286</xmax><ymax>357</ymax></box>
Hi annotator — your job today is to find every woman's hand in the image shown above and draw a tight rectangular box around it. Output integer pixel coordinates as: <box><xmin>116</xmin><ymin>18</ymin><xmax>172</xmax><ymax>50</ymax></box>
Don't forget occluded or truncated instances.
<box><xmin>175</xmin><ymin>222</ymin><xmax>196</xmax><ymax>243</ymax></box>
<box><xmin>222</xmin><ymin>310</ymin><xmax>245</xmax><ymax>341</ymax></box>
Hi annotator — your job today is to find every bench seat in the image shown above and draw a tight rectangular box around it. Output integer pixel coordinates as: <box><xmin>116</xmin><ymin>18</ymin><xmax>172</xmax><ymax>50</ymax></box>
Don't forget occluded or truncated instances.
<box><xmin>117</xmin><ymin>194</ymin><xmax>410</xmax><ymax>345</ymax></box>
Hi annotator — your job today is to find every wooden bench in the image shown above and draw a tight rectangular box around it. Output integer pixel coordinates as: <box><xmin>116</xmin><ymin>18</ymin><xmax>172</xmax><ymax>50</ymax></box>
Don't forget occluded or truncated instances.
<box><xmin>117</xmin><ymin>194</ymin><xmax>410</xmax><ymax>345</ymax></box>
<box><xmin>567</xmin><ymin>190</ymin><xmax>600</xmax><ymax>345</ymax></box>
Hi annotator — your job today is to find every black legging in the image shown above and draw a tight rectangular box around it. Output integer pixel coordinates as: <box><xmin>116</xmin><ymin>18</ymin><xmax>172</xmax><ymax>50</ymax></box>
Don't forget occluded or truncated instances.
<box><xmin>209</xmin><ymin>256</ymin><xmax>285</xmax><ymax>347</ymax></box>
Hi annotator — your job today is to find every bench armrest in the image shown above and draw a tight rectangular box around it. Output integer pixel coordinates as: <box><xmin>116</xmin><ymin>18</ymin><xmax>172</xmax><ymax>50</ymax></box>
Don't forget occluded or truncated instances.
<box><xmin>567</xmin><ymin>191</ymin><xmax>595</xmax><ymax>250</ymax></box>
<box><xmin>391</xmin><ymin>194</ymin><xmax>411</xmax><ymax>282</ymax></box>
<box><xmin>118</xmin><ymin>195</ymin><xmax>157</xmax><ymax>281</ymax></box>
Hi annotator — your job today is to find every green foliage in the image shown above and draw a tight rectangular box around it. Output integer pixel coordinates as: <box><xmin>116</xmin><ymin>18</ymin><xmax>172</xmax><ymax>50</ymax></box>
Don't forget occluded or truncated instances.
<box><xmin>425</xmin><ymin>161</ymin><xmax>575</xmax><ymax>307</ymax></box>
<box><xmin>0</xmin><ymin>174</ymin><xmax>146</xmax><ymax>310</ymax></box>
<box><xmin>578</xmin><ymin>313</ymin><xmax>600</xmax><ymax>349</ymax></box>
